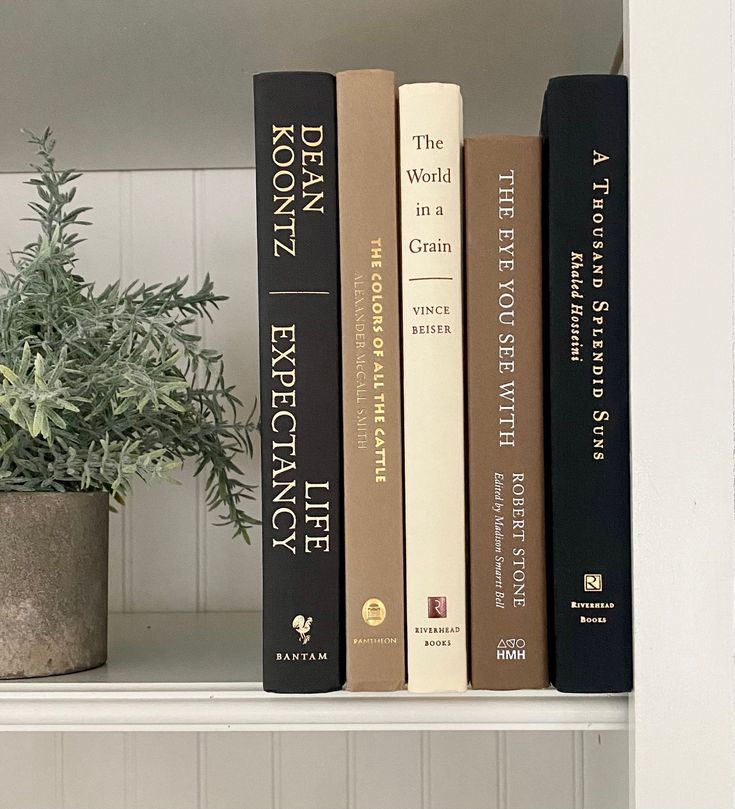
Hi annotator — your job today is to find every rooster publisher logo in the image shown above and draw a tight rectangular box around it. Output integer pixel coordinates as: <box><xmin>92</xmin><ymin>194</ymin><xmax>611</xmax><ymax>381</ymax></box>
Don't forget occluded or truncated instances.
<box><xmin>428</xmin><ymin>596</ymin><xmax>447</xmax><ymax>619</ymax></box>
<box><xmin>292</xmin><ymin>615</ymin><xmax>313</xmax><ymax>645</ymax></box>
<box><xmin>584</xmin><ymin>574</ymin><xmax>603</xmax><ymax>592</ymax></box>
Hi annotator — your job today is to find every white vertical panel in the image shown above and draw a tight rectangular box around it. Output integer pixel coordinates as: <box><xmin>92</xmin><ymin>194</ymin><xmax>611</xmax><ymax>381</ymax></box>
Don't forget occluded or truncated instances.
<box><xmin>62</xmin><ymin>734</ymin><xmax>126</xmax><ymax>809</ymax></box>
<box><xmin>204</xmin><ymin>733</ymin><xmax>273</xmax><ymax>809</ymax></box>
<box><xmin>505</xmin><ymin>731</ymin><xmax>574</xmax><ymax>809</ymax></box>
<box><xmin>0</xmin><ymin>733</ymin><xmax>60</xmax><ymax>809</ymax></box>
<box><xmin>0</xmin><ymin>168</ymin><xmax>39</xmax><ymax>252</ymax></box>
<box><xmin>75</xmin><ymin>171</ymin><xmax>123</xmax><ymax>286</ymax></box>
<box><xmin>192</xmin><ymin>169</ymin><xmax>208</xmax><ymax>613</ymax></box>
<box><xmin>127</xmin><ymin>171</ymin><xmax>198</xmax><ymax>612</ymax></box>
<box><xmin>0</xmin><ymin>170</ymin><xmax>124</xmax><ymax>286</ymax></box>
<box><xmin>195</xmin><ymin>168</ymin><xmax>261</xmax><ymax>611</ymax></box>
<box><xmin>627</xmin><ymin>0</ymin><xmax>735</xmax><ymax>807</ymax></box>
<box><xmin>428</xmin><ymin>731</ymin><xmax>498</xmax><ymax>809</ymax></box>
<box><xmin>0</xmin><ymin>167</ymin><xmax>261</xmax><ymax>612</ymax></box>
<box><xmin>278</xmin><ymin>733</ymin><xmax>348</xmax><ymax>809</ymax></box>
<box><xmin>130</xmin><ymin>734</ymin><xmax>198</xmax><ymax>809</ymax></box>
<box><xmin>583</xmin><ymin>732</ymin><xmax>628</xmax><ymax>809</ymax></box>
<box><xmin>352</xmin><ymin>732</ymin><xmax>422</xmax><ymax>809</ymax></box>
<box><xmin>107</xmin><ymin>511</ymin><xmax>125</xmax><ymax>614</ymax></box>
<box><xmin>0</xmin><ymin>169</ymin><xmax>129</xmax><ymax>611</ymax></box>
<box><xmin>574</xmin><ymin>732</ymin><xmax>584</xmax><ymax>808</ymax></box>
<box><xmin>74</xmin><ymin>171</ymin><xmax>126</xmax><ymax>613</ymax></box>
<box><xmin>118</xmin><ymin>171</ymin><xmax>135</xmax><ymax>613</ymax></box>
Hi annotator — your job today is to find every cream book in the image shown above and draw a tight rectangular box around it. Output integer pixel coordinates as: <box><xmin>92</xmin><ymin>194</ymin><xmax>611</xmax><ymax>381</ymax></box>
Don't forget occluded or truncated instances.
<box><xmin>399</xmin><ymin>82</ymin><xmax>467</xmax><ymax>693</ymax></box>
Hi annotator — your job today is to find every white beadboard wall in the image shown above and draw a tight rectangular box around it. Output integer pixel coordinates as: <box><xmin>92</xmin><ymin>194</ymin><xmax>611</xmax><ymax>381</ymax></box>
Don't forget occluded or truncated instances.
<box><xmin>0</xmin><ymin>168</ymin><xmax>263</xmax><ymax>614</ymax></box>
<box><xmin>0</xmin><ymin>170</ymin><xmax>627</xmax><ymax>809</ymax></box>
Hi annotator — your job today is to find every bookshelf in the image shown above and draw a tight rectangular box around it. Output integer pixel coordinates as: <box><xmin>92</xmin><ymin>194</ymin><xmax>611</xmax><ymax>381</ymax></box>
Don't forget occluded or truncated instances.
<box><xmin>0</xmin><ymin>613</ymin><xmax>627</xmax><ymax>732</ymax></box>
<box><xmin>0</xmin><ymin>0</ymin><xmax>733</xmax><ymax>807</ymax></box>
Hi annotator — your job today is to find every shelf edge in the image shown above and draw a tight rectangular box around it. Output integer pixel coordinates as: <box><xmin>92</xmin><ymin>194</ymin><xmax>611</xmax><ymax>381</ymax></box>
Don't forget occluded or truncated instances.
<box><xmin>0</xmin><ymin>691</ymin><xmax>628</xmax><ymax>732</ymax></box>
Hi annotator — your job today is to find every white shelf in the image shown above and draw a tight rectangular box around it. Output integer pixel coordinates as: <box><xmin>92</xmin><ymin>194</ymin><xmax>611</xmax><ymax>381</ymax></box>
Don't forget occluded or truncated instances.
<box><xmin>0</xmin><ymin>613</ymin><xmax>628</xmax><ymax>732</ymax></box>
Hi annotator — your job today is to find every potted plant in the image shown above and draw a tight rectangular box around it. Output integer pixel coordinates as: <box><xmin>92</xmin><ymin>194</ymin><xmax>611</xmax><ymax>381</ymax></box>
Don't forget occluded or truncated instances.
<box><xmin>0</xmin><ymin>131</ymin><xmax>258</xmax><ymax>678</ymax></box>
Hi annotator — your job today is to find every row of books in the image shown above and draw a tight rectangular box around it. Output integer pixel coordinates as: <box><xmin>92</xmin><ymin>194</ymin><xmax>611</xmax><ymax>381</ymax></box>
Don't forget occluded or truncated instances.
<box><xmin>254</xmin><ymin>69</ymin><xmax>632</xmax><ymax>695</ymax></box>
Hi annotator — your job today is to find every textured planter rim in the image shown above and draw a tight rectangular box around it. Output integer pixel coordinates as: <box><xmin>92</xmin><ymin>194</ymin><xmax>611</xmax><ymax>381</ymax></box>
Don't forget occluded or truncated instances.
<box><xmin>0</xmin><ymin>490</ymin><xmax>107</xmax><ymax>497</ymax></box>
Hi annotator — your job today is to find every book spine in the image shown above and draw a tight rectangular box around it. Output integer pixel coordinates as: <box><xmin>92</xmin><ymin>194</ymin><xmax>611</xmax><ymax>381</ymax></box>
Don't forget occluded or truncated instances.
<box><xmin>337</xmin><ymin>70</ymin><xmax>405</xmax><ymax>691</ymax></box>
<box><xmin>254</xmin><ymin>71</ymin><xmax>344</xmax><ymax>693</ymax></box>
<box><xmin>464</xmin><ymin>136</ymin><xmax>549</xmax><ymax>690</ymax></box>
<box><xmin>541</xmin><ymin>75</ymin><xmax>632</xmax><ymax>693</ymax></box>
<box><xmin>399</xmin><ymin>83</ymin><xmax>467</xmax><ymax>693</ymax></box>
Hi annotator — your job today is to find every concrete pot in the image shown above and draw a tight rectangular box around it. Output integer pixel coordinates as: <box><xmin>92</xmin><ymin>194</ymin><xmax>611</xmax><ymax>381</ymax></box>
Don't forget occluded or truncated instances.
<box><xmin>0</xmin><ymin>492</ymin><xmax>109</xmax><ymax>679</ymax></box>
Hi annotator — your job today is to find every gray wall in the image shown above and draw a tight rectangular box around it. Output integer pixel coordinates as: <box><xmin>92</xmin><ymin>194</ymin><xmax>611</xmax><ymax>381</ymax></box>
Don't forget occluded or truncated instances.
<box><xmin>0</xmin><ymin>0</ymin><xmax>621</xmax><ymax>171</ymax></box>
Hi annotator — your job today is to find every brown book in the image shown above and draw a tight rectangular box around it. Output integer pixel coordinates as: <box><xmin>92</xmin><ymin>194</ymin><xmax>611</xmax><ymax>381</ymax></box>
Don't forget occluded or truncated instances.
<box><xmin>464</xmin><ymin>135</ymin><xmax>549</xmax><ymax>689</ymax></box>
<box><xmin>337</xmin><ymin>69</ymin><xmax>405</xmax><ymax>691</ymax></box>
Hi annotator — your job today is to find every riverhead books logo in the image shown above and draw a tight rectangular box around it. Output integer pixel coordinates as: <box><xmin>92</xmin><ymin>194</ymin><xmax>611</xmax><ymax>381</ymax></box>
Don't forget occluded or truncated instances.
<box><xmin>428</xmin><ymin>597</ymin><xmax>447</xmax><ymax>619</ymax></box>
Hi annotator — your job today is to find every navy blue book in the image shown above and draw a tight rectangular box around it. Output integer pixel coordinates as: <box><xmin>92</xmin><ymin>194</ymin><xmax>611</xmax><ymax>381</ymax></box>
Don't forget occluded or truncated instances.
<box><xmin>254</xmin><ymin>72</ymin><xmax>344</xmax><ymax>693</ymax></box>
<box><xmin>541</xmin><ymin>75</ymin><xmax>632</xmax><ymax>693</ymax></box>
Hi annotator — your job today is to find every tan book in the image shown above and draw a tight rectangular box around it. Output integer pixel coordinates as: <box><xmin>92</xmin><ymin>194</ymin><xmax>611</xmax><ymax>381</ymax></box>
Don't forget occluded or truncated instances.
<box><xmin>399</xmin><ymin>83</ymin><xmax>467</xmax><ymax>693</ymax></box>
<box><xmin>464</xmin><ymin>135</ymin><xmax>549</xmax><ymax>689</ymax></box>
<box><xmin>337</xmin><ymin>69</ymin><xmax>405</xmax><ymax>691</ymax></box>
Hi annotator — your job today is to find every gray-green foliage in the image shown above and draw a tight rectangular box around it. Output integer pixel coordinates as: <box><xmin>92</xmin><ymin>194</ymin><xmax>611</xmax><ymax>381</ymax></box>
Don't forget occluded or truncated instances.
<box><xmin>0</xmin><ymin>130</ymin><xmax>258</xmax><ymax>540</ymax></box>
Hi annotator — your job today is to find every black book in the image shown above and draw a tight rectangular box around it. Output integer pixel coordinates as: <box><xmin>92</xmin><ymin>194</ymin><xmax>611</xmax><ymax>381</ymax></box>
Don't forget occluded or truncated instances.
<box><xmin>541</xmin><ymin>75</ymin><xmax>632</xmax><ymax>693</ymax></box>
<box><xmin>254</xmin><ymin>71</ymin><xmax>344</xmax><ymax>693</ymax></box>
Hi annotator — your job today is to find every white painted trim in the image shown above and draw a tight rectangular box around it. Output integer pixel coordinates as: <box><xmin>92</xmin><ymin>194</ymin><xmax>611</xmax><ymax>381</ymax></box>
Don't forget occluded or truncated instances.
<box><xmin>627</xmin><ymin>0</ymin><xmax>735</xmax><ymax>806</ymax></box>
<box><xmin>0</xmin><ymin>690</ymin><xmax>627</xmax><ymax>733</ymax></box>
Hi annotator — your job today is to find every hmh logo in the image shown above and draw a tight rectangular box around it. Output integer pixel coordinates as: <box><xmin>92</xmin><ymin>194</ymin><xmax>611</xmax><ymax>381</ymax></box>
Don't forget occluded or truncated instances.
<box><xmin>497</xmin><ymin>637</ymin><xmax>526</xmax><ymax>661</ymax></box>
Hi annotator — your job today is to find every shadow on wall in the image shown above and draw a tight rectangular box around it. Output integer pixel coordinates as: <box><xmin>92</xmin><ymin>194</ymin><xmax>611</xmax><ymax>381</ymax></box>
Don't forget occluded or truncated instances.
<box><xmin>0</xmin><ymin>0</ymin><xmax>622</xmax><ymax>171</ymax></box>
